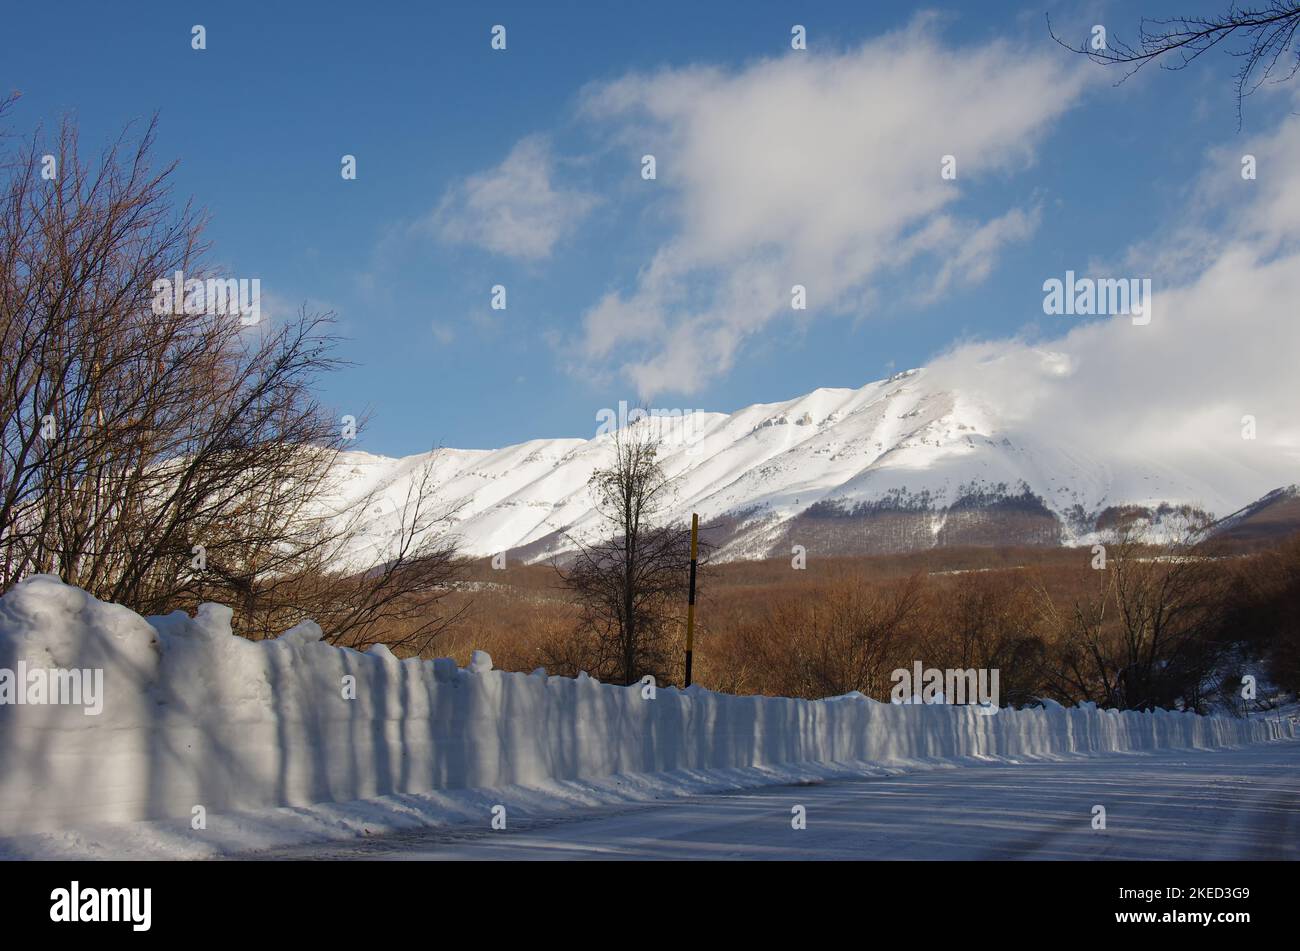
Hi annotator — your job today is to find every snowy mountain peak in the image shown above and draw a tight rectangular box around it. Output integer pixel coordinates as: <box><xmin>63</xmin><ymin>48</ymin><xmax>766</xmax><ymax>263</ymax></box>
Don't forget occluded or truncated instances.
<box><xmin>321</xmin><ymin>369</ymin><xmax>1289</xmax><ymax>566</ymax></box>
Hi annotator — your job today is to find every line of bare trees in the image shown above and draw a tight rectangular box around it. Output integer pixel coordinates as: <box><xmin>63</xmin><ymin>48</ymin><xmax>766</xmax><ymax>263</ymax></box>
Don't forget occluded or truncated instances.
<box><xmin>1</xmin><ymin>99</ymin><xmax>462</xmax><ymax>651</ymax></box>
<box><xmin>717</xmin><ymin>515</ymin><xmax>1287</xmax><ymax>714</ymax></box>
<box><xmin>535</xmin><ymin>416</ymin><xmax>1277</xmax><ymax>711</ymax></box>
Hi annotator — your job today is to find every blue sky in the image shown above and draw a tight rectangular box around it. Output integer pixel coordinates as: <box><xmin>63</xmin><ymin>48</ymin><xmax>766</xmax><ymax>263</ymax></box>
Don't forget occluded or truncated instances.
<box><xmin>5</xmin><ymin>0</ymin><xmax>1296</xmax><ymax>457</ymax></box>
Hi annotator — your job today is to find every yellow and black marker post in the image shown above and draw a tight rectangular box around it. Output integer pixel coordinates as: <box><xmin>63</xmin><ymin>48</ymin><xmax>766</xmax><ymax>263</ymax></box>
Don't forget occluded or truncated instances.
<box><xmin>684</xmin><ymin>512</ymin><xmax>699</xmax><ymax>687</ymax></box>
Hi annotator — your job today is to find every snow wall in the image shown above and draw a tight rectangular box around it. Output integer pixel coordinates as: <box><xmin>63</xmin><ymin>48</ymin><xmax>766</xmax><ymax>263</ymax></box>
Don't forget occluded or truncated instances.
<box><xmin>0</xmin><ymin>575</ymin><xmax>1292</xmax><ymax>836</ymax></box>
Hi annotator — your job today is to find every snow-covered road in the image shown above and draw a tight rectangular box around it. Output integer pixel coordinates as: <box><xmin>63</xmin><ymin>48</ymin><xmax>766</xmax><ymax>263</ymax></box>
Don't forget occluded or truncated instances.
<box><xmin>248</xmin><ymin>740</ymin><xmax>1300</xmax><ymax>861</ymax></box>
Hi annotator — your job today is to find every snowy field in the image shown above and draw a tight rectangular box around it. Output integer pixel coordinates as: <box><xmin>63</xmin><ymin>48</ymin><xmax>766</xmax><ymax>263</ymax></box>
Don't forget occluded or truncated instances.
<box><xmin>0</xmin><ymin>574</ymin><xmax>1293</xmax><ymax>860</ymax></box>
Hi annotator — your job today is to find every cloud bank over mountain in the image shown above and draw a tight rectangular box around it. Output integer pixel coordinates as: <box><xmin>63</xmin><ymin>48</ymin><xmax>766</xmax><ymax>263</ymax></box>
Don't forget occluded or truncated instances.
<box><xmin>428</xmin><ymin>23</ymin><xmax>1296</xmax><ymax>487</ymax></box>
<box><xmin>927</xmin><ymin>104</ymin><xmax>1300</xmax><ymax>478</ymax></box>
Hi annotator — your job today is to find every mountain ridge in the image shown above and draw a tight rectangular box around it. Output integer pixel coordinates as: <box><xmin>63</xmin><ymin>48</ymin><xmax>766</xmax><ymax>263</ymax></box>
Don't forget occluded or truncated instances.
<box><xmin>319</xmin><ymin>368</ymin><xmax>1295</xmax><ymax>566</ymax></box>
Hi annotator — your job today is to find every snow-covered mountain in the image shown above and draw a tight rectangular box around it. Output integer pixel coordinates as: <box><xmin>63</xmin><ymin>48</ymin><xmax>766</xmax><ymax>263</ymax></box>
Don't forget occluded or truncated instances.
<box><xmin>318</xmin><ymin>368</ymin><xmax>1294</xmax><ymax>567</ymax></box>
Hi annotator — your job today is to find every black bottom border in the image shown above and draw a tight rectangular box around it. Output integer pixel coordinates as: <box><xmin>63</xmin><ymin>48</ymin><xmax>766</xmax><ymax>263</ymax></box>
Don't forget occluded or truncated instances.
<box><xmin>1</xmin><ymin>859</ymin><xmax>1286</xmax><ymax>938</ymax></box>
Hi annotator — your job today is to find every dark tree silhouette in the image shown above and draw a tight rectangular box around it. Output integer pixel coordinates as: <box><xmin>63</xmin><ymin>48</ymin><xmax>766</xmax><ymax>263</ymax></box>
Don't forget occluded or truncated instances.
<box><xmin>551</xmin><ymin>419</ymin><xmax>705</xmax><ymax>686</ymax></box>
<box><xmin>1049</xmin><ymin>3</ymin><xmax>1300</xmax><ymax>124</ymax></box>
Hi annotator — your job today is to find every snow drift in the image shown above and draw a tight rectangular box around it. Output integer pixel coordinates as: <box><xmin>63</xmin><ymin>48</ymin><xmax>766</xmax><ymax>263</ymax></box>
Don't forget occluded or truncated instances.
<box><xmin>0</xmin><ymin>575</ymin><xmax>1291</xmax><ymax>837</ymax></box>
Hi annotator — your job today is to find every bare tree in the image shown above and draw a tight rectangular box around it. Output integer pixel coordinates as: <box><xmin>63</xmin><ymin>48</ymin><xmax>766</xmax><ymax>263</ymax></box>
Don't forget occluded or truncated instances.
<box><xmin>921</xmin><ymin>574</ymin><xmax>1047</xmax><ymax>709</ymax></box>
<box><xmin>552</xmin><ymin>419</ymin><xmax>702</xmax><ymax>685</ymax></box>
<box><xmin>201</xmin><ymin>452</ymin><xmax>468</xmax><ymax>652</ymax></box>
<box><xmin>0</xmin><ymin>107</ymin><xmax>463</xmax><ymax>649</ymax></box>
<box><xmin>748</xmin><ymin>572</ymin><xmax>925</xmax><ymax>700</ymax></box>
<box><xmin>1034</xmin><ymin>518</ymin><xmax>1227</xmax><ymax>710</ymax></box>
<box><xmin>1049</xmin><ymin>3</ymin><xmax>1300</xmax><ymax>123</ymax></box>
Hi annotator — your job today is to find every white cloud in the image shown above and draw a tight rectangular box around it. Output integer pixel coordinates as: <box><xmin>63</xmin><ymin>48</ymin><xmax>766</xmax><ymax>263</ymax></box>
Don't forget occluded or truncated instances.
<box><xmin>920</xmin><ymin>206</ymin><xmax>1041</xmax><ymax>305</ymax></box>
<box><xmin>571</xmin><ymin>20</ymin><xmax>1090</xmax><ymax>396</ymax></box>
<box><xmin>926</xmin><ymin>106</ymin><xmax>1300</xmax><ymax>493</ymax></box>
<box><xmin>429</xmin><ymin>136</ymin><xmax>598</xmax><ymax>260</ymax></box>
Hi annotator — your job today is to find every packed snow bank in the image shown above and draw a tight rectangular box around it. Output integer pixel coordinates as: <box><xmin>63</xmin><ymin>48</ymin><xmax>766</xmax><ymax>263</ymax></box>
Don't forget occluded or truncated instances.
<box><xmin>0</xmin><ymin>575</ymin><xmax>1292</xmax><ymax>839</ymax></box>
